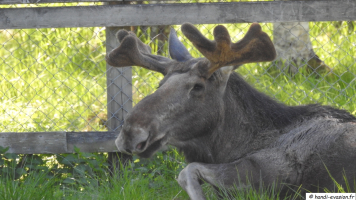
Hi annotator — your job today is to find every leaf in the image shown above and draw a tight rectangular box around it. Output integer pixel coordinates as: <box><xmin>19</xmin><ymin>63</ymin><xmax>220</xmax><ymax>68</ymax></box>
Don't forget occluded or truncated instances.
<box><xmin>15</xmin><ymin>168</ymin><xmax>27</xmax><ymax>176</ymax></box>
<box><xmin>87</xmin><ymin>159</ymin><xmax>99</xmax><ymax>168</ymax></box>
<box><xmin>77</xmin><ymin>177</ymin><xmax>89</xmax><ymax>185</ymax></box>
<box><xmin>60</xmin><ymin>154</ymin><xmax>78</xmax><ymax>166</ymax></box>
<box><xmin>81</xmin><ymin>152</ymin><xmax>94</xmax><ymax>159</ymax></box>
<box><xmin>88</xmin><ymin>178</ymin><xmax>99</xmax><ymax>188</ymax></box>
<box><xmin>4</xmin><ymin>153</ymin><xmax>18</xmax><ymax>160</ymax></box>
<box><xmin>73</xmin><ymin>164</ymin><xmax>86</xmax><ymax>176</ymax></box>
<box><xmin>0</xmin><ymin>146</ymin><xmax>9</xmax><ymax>154</ymax></box>
<box><xmin>73</xmin><ymin>146</ymin><xmax>81</xmax><ymax>154</ymax></box>
<box><xmin>62</xmin><ymin>178</ymin><xmax>76</xmax><ymax>184</ymax></box>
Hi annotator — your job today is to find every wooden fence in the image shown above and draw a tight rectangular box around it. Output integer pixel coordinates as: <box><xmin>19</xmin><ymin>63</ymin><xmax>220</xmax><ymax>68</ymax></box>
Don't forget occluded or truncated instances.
<box><xmin>0</xmin><ymin>0</ymin><xmax>355</xmax><ymax>154</ymax></box>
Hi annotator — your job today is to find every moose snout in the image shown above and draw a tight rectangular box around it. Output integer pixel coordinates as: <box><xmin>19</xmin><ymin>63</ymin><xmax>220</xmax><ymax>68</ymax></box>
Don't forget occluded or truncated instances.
<box><xmin>115</xmin><ymin>135</ymin><xmax>131</xmax><ymax>155</ymax></box>
<box><xmin>115</xmin><ymin>128</ymin><xmax>150</xmax><ymax>155</ymax></box>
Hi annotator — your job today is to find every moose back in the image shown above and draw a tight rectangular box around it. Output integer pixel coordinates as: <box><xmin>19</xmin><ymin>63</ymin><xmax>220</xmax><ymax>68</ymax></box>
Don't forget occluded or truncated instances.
<box><xmin>106</xmin><ymin>23</ymin><xmax>356</xmax><ymax>199</ymax></box>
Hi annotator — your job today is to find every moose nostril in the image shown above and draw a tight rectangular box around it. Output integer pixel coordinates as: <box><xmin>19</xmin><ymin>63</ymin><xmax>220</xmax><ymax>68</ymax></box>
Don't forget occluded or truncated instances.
<box><xmin>136</xmin><ymin>141</ymin><xmax>147</xmax><ymax>151</ymax></box>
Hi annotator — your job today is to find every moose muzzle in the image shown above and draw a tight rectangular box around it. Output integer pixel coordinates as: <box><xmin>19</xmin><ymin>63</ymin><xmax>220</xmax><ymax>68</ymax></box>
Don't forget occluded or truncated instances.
<box><xmin>115</xmin><ymin>126</ymin><xmax>150</xmax><ymax>155</ymax></box>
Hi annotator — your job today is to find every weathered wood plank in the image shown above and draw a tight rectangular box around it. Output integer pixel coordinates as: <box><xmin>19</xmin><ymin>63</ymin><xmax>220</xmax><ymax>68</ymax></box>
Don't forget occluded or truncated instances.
<box><xmin>67</xmin><ymin>131</ymin><xmax>119</xmax><ymax>152</ymax></box>
<box><xmin>1</xmin><ymin>1</ymin><xmax>356</xmax><ymax>29</ymax></box>
<box><xmin>0</xmin><ymin>131</ymin><xmax>119</xmax><ymax>154</ymax></box>
<box><xmin>0</xmin><ymin>0</ymin><xmax>118</xmax><ymax>4</ymax></box>
<box><xmin>0</xmin><ymin>0</ymin><xmax>172</xmax><ymax>5</ymax></box>
<box><xmin>0</xmin><ymin>132</ymin><xmax>67</xmax><ymax>154</ymax></box>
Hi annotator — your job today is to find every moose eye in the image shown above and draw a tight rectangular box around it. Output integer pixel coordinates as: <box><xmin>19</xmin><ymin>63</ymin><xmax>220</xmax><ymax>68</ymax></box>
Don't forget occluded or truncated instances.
<box><xmin>192</xmin><ymin>84</ymin><xmax>204</xmax><ymax>91</ymax></box>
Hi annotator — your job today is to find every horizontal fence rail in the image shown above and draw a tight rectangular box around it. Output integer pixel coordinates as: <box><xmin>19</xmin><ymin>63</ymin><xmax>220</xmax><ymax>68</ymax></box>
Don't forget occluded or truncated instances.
<box><xmin>1</xmin><ymin>1</ymin><xmax>356</xmax><ymax>29</ymax></box>
<box><xmin>0</xmin><ymin>131</ymin><xmax>119</xmax><ymax>154</ymax></box>
<box><xmin>0</xmin><ymin>0</ymin><xmax>166</xmax><ymax>4</ymax></box>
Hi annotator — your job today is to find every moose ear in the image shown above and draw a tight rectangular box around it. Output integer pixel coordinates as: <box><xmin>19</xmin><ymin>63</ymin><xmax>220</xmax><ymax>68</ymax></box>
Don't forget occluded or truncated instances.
<box><xmin>169</xmin><ymin>28</ymin><xmax>193</xmax><ymax>62</ymax></box>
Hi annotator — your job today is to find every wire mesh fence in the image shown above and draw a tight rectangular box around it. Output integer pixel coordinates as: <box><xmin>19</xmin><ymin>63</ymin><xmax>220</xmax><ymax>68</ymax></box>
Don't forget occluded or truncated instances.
<box><xmin>1</xmin><ymin>1</ymin><xmax>356</xmax><ymax>134</ymax></box>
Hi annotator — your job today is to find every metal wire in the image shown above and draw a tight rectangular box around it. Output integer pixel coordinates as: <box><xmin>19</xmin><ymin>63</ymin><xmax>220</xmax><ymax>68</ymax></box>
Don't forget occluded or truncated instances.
<box><xmin>1</xmin><ymin>2</ymin><xmax>355</xmax><ymax>133</ymax></box>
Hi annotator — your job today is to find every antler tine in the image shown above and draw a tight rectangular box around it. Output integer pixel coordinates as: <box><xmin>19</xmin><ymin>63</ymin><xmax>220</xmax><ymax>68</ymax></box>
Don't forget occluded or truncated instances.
<box><xmin>106</xmin><ymin>29</ymin><xmax>173</xmax><ymax>75</ymax></box>
<box><xmin>182</xmin><ymin>23</ymin><xmax>276</xmax><ymax>76</ymax></box>
<box><xmin>116</xmin><ymin>30</ymin><xmax>152</xmax><ymax>54</ymax></box>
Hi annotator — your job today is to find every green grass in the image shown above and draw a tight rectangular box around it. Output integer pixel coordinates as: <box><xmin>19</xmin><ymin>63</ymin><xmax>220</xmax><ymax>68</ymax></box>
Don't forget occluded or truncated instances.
<box><xmin>0</xmin><ymin>21</ymin><xmax>356</xmax><ymax>199</ymax></box>
<box><xmin>0</xmin><ymin>169</ymin><xmax>62</xmax><ymax>200</ymax></box>
<box><xmin>0</xmin><ymin>148</ymin><xmax>293</xmax><ymax>200</ymax></box>
<box><xmin>0</xmin><ymin>148</ymin><xmax>191</xmax><ymax>200</ymax></box>
<box><xmin>0</xmin><ymin>150</ymin><xmax>353</xmax><ymax>200</ymax></box>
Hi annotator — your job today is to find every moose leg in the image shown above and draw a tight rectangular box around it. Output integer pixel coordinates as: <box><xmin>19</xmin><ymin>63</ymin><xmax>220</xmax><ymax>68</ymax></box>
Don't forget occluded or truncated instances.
<box><xmin>177</xmin><ymin>161</ymin><xmax>258</xmax><ymax>200</ymax></box>
<box><xmin>177</xmin><ymin>154</ymin><xmax>297</xmax><ymax>200</ymax></box>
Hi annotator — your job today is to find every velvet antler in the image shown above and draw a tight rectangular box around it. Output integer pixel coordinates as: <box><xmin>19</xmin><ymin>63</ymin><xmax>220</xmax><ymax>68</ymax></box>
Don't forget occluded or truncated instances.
<box><xmin>106</xmin><ymin>29</ymin><xmax>174</xmax><ymax>75</ymax></box>
<box><xmin>106</xmin><ymin>24</ymin><xmax>276</xmax><ymax>77</ymax></box>
<box><xmin>181</xmin><ymin>23</ymin><xmax>276</xmax><ymax>76</ymax></box>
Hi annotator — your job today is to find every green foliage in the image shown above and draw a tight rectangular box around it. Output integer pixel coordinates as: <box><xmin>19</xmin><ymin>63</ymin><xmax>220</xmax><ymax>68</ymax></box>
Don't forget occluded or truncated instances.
<box><xmin>0</xmin><ymin>146</ymin><xmax>189</xmax><ymax>199</ymax></box>
<box><xmin>1</xmin><ymin>144</ymin><xmax>353</xmax><ymax>199</ymax></box>
<box><xmin>0</xmin><ymin>146</ymin><xmax>108</xmax><ymax>189</ymax></box>
<box><xmin>131</xmin><ymin>148</ymin><xmax>186</xmax><ymax>180</ymax></box>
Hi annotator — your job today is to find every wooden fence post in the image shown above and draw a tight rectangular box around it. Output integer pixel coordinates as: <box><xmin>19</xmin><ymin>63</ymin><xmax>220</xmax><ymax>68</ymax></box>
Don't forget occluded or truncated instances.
<box><xmin>105</xmin><ymin>4</ymin><xmax>133</xmax><ymax>171</ymax></box>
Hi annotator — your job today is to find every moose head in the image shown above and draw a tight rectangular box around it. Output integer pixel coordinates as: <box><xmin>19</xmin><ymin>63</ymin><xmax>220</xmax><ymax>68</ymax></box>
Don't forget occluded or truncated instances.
<box><xmin>106</xmin><ymin>23</ymin><xmax>276</xmax><ymax>158</ymax></box>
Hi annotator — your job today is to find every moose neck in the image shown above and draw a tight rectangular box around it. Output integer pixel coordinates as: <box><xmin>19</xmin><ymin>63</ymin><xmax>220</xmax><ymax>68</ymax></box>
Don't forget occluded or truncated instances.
<box><xmin>181</xmin><ymin>72</ymin><xmax>307</xmax><ymax>164</ymax></box>
<box><xmin>225</xmin><ymin>73</ymin><xmax>304</xmax><ymax>131</ymax></box>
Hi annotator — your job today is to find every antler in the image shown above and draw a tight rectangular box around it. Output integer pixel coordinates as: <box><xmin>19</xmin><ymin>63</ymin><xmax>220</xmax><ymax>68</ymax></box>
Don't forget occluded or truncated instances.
<box><xmin>106</xmin><ymin>29</ymin><xmax>174</xmax><ymax>75</ymax></box>
<box><xmin>181</xmin><ymin>23</ymin><xmax>276</xmax><ymax>76</ymax></box>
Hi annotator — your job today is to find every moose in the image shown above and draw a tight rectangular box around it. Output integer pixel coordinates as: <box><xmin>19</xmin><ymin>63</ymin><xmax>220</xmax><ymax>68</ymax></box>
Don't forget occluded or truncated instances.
<box><xmin>106</xmin><ymin>23</ymin><xmax>356</xmax><ymax>199</ymax></box>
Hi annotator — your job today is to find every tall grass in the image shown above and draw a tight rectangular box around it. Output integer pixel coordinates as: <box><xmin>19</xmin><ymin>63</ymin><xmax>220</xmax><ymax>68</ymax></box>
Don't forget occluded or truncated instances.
<box><xmin>0</xmin><ymin>146</ymin><xmax>297</xmax><ymax>200</ymax></box>
<box><xmin>0</xmin><ymin>147</ymin><xmax>191</xmax><ymax>200</ymax></box>
<box><xmin>2</xmin><ymin>150</ymin><xmax>353</xmax><ymax>200</ymax></box>
<box><xmin>0</xmin><ymin>169</ymin><xmax>62</xmax><ymax>200</ymax></box>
